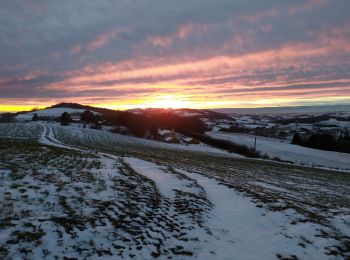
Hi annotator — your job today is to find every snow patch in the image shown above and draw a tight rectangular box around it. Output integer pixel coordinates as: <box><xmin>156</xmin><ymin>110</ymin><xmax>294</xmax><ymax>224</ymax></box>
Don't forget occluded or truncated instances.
<box><xmin>208</xmin><ymin>131</ymin><xmax>350</xmax><ymax>170</ymax></box>
<box><xmin>16</xmin><ymin>108</ymin><xmax>99</xmax><ymax>121</ymax></box>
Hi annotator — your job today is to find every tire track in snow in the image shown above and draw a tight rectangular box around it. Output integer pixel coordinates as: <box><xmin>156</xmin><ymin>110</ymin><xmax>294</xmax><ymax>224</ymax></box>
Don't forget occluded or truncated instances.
<box><xmin>123</xmin><ymin>157</ymin><xmax>344</xmax><ymax>259</ymax></box>
<box><xmin>124</xmin><ymin>157</ymin><xmax>214</xmax><ymax>257</ymax></box>
<box><xmin>38</xmin><ymin>123</ymin><xmax>119</xmax><ymax>161</ymax></box>
<box><xmin>36</xmin><ymin>123</ymin><xmax>212</xmax><ymax>257</ymax></box>
<box><xmin>39</xmin><ymin>123</ymin><xmax>88</xmax><ymax>151</ymax></box>
<box><xmin>175</xmin><ymin>169</ymin><xmax>343</xmax><ymax>259</ymax></box>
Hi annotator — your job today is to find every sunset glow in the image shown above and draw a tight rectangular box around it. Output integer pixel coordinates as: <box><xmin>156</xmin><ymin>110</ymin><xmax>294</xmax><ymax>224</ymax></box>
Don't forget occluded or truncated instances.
<box><xmin>1</xmin><ymin>1</ymin><xmax>350</xmax><ymax>111</ymax></box>
<box><xmin>145</xmin><ymin>96</ymin><xmax>191</xmax><ymax>109</ymax></box>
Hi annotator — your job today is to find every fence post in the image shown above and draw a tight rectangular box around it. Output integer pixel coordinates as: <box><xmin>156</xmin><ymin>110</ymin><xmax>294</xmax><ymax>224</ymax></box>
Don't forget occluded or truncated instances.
<box><xmin>254</xmin><ymin>137</ymin><xmax>257</xmax><ymax>157</ymax></box>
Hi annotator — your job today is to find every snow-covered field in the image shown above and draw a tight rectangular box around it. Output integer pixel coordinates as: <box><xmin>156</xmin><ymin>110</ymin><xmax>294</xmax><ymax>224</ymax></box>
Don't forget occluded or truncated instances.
<box><xmin>46</xmin><ymin>122</ymin><xmax>241</xmax><ymax>157</ymax></box>
<box><xmin>208</xmin><ymin>131</ymin><xmax>350</xmax><ymax>171</ymax></box>
<box><xmin>1</xmin><ymin>122</ymin><xmax>350</xmax><ymax>259</ymax></box>
<box><xmin>16</xmin><ymin>108</ymin><xmax>99</xmax><ymax>121</ymax></box>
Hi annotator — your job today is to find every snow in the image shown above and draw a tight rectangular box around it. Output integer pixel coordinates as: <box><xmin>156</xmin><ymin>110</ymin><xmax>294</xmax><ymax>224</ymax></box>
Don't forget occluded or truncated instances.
<box><xmin>179</xmin><ymin>169</ymin><xmax>337</xmax><ymax>260</ymax></box>
<box><xmin>208</xmin><ymin>131</ymin><xmax>350</xmax><ymax>171</ymax></box>
<box><xmin>127</xmin><ymin>108</ymin><xmax>143</xmax><ymax>114</ymax></box>
<box><xmin>173</xmin><ymin>110</ymin><xmax>201</xmax><ymax>117</ymax></box>
<box><xmin>331</xmin><ymin>212</ymin><xmax>350</xmax><ymax>237</ymax></box>
<box><xmin>40</xmin><ymin>122</ymin><xmax>243</xmax><ymax>157</ymax></box>
<box><xmin>184</xmin><ymin>137</ymin><xmax>193</xmax><ymax>142</ymax></box>
<box><xmin>0</xmin><ymin>122</ymin><xmax>42</xmax><ymax>139</ymax></box>
<box><xmin>318</xmin><ymin>119</ymin><xmax>350</xmax><ymax>128</ymax></box>
<box><xmin>16</xmin><ymin>108</ymin><xmax>99</xmax><ymax>121</ymax></box>
<box><xmin>158</xmin><ymin>129</ymin><xmax>172</xmax><ymax>136</ymax></box>
<box><xmin>124</xmin><ymin>158</ymin><xmax>340</xmax><ymax>259</ymax></box>
<box><xmin>251</xmin><ymin>181</ymin><xmax>289</xmax><ymax>193</ymax></box>
<box><xmin>39</xmin><ymin>123</ymin><xmax>73</xmax><ymax>149</ymax></box>
<box><xmin>2</xmin><ymin>122</ymin><xmax>349</xmax><ymax>259</ymax></box>
<box><xmin>125</xmin><ymin>158</ymin><xmax>197</xmax><ymax>199</ymax></box>
<box><xmin>231</xmin><ymin>115</ymin><xmax>271</xmax><ymax>129</ymax></box>
<box><xmin>164</xmin><ymin>136</ymin><xmax>174</xmax><ymax>142</ymax></box>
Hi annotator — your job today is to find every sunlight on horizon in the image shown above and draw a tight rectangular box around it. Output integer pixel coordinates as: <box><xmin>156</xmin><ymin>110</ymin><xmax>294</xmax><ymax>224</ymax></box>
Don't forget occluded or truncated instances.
<box><xmin>144</xmin><ymin>96</ymin><xmax>194</xmax><ymax>109</ymax></box>
<box><xmin>2</xmin><ymin>96</ymin><xmax>350</xmax><ymax>113</ymax></box>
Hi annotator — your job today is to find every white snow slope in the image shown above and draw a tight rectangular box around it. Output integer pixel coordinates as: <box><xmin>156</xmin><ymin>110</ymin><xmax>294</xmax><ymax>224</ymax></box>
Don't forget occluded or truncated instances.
<box><xmin>46</xmin><ymin>122</ymin><xmax>243</xmax><ymax>157</ymax></box>
<box><xmin>208</xmin><ymin>131</ymin><xmax>350</xmax><ymax>171</ymax></box>
<box><xmin>16</xmin><ymin>108</ymin><xmax>98</xmax><ymax>121</ymax></box>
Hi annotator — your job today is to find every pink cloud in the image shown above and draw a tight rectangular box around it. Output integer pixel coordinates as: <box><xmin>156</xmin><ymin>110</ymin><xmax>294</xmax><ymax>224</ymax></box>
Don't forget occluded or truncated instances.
<box><xmin>87</xmin><ymin>29</ymin><xmax>120</xmax><ymax>51</ymax></box>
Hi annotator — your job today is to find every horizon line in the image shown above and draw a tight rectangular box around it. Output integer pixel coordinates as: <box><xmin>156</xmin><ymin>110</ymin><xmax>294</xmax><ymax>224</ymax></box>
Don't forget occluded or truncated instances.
<box><xmin>2</xmin><ymin>102</ymin><xmax>350</xmax><ymax>114</ymax></box>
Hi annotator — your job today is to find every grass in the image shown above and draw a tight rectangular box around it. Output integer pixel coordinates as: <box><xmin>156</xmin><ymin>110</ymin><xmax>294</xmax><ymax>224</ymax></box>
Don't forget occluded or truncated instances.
<box><xmin>10</xmin><ymin>230</ymin><xmax>46</xmax><ymax>243</ymax></box>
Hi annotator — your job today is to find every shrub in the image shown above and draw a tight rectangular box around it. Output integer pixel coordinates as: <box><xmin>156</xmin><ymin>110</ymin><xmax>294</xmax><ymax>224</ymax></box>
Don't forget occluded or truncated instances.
<box><xmin>60</xmin><ymin>112</ymin><xmax>72</xmax><ymax>126</ymax></box>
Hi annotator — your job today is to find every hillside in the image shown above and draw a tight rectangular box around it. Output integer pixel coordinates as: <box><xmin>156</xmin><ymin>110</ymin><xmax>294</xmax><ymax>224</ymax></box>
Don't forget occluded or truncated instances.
<box><xmin>208</xmin><ymin>131</ymin><xmax>350</xmax><ymax>170</ymax></box>
<box><xmin>0</xmin><ymin>122</ymin><xmax>349</xmax><ymax>259</ymax></box>
<box><xmin>212</xmin><ymin>104</ymin><xmax>350</xmax><ymax>115</ymax></box>
<box><xmin>10</xmin><ymin>102</ymin><xmax>350</xmax><ymax>170</ymax></box>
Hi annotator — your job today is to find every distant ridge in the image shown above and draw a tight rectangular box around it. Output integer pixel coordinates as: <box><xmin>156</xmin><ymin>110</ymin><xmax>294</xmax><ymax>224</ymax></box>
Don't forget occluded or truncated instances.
<box><xmin>49</xmin><ymin>102</ymin><xmax>122</xmax><ymax>115</ymax></box>
<box><xmin>212</xmin><ymin>104</ymin><xmax>350</xmax><ymax>115</ymax></box>
<box><xmin>50</xmin><ymin>103</ymin><xmax>87</xmax><ymax>110</ymax></box>
<box><xmin>6</xmin><ymin>102</ymin><xmax>350</xmax><ymax>116</ymax></box>
<box><xmin>49</xmin><ymin>102</ymin><xmax>230</xmax><ymax>119</ymax></box>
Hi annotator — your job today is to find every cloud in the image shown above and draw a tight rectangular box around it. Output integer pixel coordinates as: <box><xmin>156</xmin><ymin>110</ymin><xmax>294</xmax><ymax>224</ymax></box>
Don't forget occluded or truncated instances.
<box><xmin>1</xmin><ymin>0</ymin><xmax>350</xmax><ymax>108</ymax></box>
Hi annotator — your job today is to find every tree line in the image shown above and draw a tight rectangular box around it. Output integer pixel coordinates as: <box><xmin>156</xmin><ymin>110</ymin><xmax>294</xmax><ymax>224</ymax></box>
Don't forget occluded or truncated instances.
<box><xmin>292</xmin><ymin>132</ymin><xmax>350</xmax><ymax>153</ymax></box>
<box><xmin>55</xmin><ymin>109</ymin><xmax>208</xmax><ymax>138</ymax></box>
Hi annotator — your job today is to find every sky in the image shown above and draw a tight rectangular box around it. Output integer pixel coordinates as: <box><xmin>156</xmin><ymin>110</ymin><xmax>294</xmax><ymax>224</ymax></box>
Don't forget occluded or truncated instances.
<box><xmin>1</xmin><ymin>0</ymin><xmax>350</xmax><ymax>112</ymax></box>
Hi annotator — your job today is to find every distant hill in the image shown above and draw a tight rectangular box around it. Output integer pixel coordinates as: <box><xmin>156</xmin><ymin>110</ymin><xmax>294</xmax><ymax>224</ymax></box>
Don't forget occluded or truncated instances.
<box><xmin>16</xmin><ymin>107</ymin><xmax>100</xmax><ymax>121</ymax></box>
<box><xmin>50</xmin><ymin>103</ymin><xmax>113</xmax><ymax>115</ymax></box>
<box><xmin>128</xmin><ymin>107</ymin><xmax>230</xmax><ymax>120</ymax></box>
<box><xmin>212</xmin><ymin>104</ymin><xmax>350</xmax><ymax>115</ymax></box>
<box><xmin>50</xmin><ymin>103</ymin><xmax>230</xmax><ymax>120</ymax></box>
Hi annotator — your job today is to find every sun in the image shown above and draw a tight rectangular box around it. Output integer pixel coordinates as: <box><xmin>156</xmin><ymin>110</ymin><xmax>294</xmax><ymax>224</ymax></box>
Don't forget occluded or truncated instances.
<box><xmin>147</xmin><ymin>96</ymin><xmax>191</xmax><ymax>109</ymax></box>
